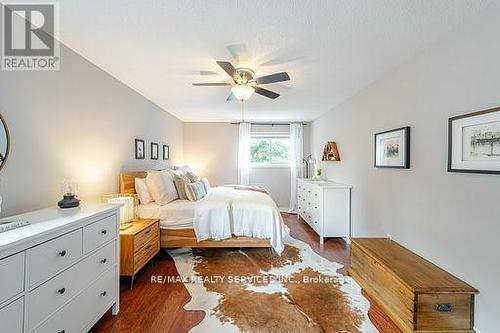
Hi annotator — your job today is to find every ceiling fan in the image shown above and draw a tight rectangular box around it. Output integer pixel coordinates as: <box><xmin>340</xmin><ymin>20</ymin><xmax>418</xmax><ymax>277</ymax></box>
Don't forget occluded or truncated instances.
<box><xmin>192</xmin><ymin>61</ymin><xmax>290</xmax><ymax>101</ymax></box>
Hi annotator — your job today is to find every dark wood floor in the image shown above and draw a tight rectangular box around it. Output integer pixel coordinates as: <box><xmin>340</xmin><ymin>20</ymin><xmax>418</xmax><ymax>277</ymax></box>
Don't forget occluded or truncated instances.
<box><xmin>92</xmin><ymin>213</ymin><xmax>401</xmax><ymax>332</ymax></box>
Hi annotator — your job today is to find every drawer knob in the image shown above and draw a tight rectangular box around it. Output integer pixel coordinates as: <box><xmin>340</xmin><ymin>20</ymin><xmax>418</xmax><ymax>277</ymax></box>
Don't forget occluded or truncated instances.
<box><xmin>101</xmin><ymin>291</ymin><xmax>107</xmax><ymax>297</ymax></box>
<box><xmin>101</xmin><ymin>229</ymin><xmax>107</xmax><ymax>235</ymax></box>
<box><xmin>436</xmin><ymin>303</ymin><xmax>454</xmax><ymax>312</ymax></box>
<box><xmin>101</xmin><ymin>258</ymin><xmax>107</xmax><ymax>264</ymax></box>
<box><xmin>145</xmin><ymin>244</ymin><xmax>152</xmax><ymax>251</ymax></box>
<box><xmin>58</xmin><ymin>250</ymin><xmax>66</xmax><ymax>257</ymax></box>
<box><xmin>57</xmin><ymin>287</ymin><xmax>66</xmax><ymax>295</ymax></box>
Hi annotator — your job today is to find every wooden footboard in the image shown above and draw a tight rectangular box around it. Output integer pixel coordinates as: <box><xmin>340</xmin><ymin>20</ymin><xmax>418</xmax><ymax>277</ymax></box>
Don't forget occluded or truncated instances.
<box><xmin>161</xmin><ymin>228</ymin><xmax>271</xmax><ymax>248</ymax></box>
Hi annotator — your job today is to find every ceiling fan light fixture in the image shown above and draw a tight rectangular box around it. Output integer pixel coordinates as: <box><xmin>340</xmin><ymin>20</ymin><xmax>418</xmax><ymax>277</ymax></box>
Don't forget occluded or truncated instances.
<box><xmin>231</xmin><ymin>84</ymin><xmax>254</xmax><ymax>101</ymax></box>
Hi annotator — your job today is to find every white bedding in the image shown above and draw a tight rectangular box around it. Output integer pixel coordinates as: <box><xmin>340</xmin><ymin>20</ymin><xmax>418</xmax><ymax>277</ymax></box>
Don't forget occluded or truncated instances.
<box><xmin>194</xmin><ymin>187</ymin><xmax>286</xmax><ymax>254</ymax></box>
<box><xmin>137</xmin><ymin>200</ymin><xmax>194</xmax><ymax>229</ymax></box>
<box><xmin>137</xmin><ymin>187</ymin><xmax>286</xmax><ymax>254</ymax></box>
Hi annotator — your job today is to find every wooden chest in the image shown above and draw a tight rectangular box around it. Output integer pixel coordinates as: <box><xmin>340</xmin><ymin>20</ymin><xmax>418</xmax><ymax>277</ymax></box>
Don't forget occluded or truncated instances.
<box><xmin>349</xmin><ymin>238</ymin><xmax>478</xmax><ymax>333</ymax></box>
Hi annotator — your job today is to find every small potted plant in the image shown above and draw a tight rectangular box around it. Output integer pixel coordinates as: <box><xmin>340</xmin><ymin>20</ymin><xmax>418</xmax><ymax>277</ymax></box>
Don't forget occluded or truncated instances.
<box><xmin>312</xmin><ymin>168</ymin><xmax>322</xmax><ymax>180</ymax></box>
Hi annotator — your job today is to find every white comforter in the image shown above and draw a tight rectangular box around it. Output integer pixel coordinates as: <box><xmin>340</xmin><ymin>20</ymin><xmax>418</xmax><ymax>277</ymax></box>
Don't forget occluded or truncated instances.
<box><xmin>193</xmin><ymin>187</ymin><xmax>286</xmax><ymax>254</ymax></box>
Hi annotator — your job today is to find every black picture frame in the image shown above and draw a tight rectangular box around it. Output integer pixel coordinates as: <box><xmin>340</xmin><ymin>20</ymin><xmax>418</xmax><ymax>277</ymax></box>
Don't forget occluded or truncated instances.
<box><xmin>151</xmin><ymin>142</ymin><xmax>159</xmax><ymax>160</ymax></box>
<box><xmin>374</xmin><ymin>126</ymin><xmax>410</xmax><ymax>169</ymax></box>
<box><xmin>135</xmin><ymin>139</ymin><xmax>145</xmax><ymax>160</ymax></box>
<box><xmin>448</xmin><ymin>106</ymin><xmax>500</xmax><ymax>175</ymax></box>
<box><xmin>163</xmin><ymin>145</ymin><xmax>170</xmax><ymax>160</ymax></box>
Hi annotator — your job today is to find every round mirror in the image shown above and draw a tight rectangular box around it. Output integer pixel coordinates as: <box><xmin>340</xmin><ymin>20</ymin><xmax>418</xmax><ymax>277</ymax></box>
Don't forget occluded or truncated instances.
<box><xmin>0</xmin><ymin>113</ymin><xmax>10</xmax><ymax>171</ymax></box>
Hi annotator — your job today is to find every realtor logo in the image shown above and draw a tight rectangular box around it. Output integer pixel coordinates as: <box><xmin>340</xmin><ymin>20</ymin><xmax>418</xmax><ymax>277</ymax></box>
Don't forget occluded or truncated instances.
<box><xmin>1</xmin><ymin>2</ymin><xmax>59</xmax><ymax>70</ymax></box>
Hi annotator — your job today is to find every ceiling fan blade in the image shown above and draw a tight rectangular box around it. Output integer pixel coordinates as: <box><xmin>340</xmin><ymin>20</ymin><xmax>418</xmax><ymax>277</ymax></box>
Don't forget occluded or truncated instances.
<box><xmin>254</xmin><ymin>72</ymin><xmax>290</xmax><ymax>85</ymax></box>
<box><xmin>226</xmin><ymin>92</ymin><xmax>236</xmax><ymax>101</ymax></box>
<box><xmin>216</xmin><ymin>61</ymin><xmax>240</xmax><ymax>81</ymax></box>
<box><xmin>199</xmin><ymin>70</ymin><xmax>218</xmax><ymax>76</ymax></box>
<box><xmin>192</xmin><ymin>82</ymin><xmax>231</xmax><ymax>86</ymax></box>
<box><xmin>254</xmin><ymin>87</ymin><xmax>280</xmax><ymax>99</ymax></box>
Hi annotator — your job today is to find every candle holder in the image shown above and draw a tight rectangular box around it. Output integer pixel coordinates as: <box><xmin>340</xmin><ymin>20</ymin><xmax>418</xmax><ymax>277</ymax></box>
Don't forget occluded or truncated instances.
<box><xmin>58</xmin><ymin>179</ymin><xmax>80</xmax><ymax>208</ymax></box>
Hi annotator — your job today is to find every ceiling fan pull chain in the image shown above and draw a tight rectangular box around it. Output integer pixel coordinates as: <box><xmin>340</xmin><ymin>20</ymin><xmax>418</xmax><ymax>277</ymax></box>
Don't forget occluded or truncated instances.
<box><xmin>241</xmin><ymin>101</ymin><xmax>244</xmax><ymax>122</ymax></box>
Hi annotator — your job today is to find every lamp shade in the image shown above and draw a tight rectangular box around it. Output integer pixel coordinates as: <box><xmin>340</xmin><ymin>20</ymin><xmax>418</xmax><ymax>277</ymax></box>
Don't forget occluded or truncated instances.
<box><xmin>107</xmin><ymin>195</ymin><xmax>135</xmax><ymax>223</ymax></box>
<box><xmin>231</xmin><ymin>84</ymin><xmax>255</xmax><ymax>101</ymax></box>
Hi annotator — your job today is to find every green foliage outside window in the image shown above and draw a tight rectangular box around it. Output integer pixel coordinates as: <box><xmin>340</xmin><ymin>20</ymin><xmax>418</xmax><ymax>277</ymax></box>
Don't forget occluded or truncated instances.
<box><xmin>250</xmin><ymin>137</ymin><xmax>290</xmax><ymax>164</ymax></box>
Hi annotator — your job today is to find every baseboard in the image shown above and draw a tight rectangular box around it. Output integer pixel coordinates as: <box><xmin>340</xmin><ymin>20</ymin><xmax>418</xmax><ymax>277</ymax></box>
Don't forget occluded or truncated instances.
<box><xmin>279</xmin><ymin>207</ymin><xmax>293</xmax><ymax>213</ymax></box>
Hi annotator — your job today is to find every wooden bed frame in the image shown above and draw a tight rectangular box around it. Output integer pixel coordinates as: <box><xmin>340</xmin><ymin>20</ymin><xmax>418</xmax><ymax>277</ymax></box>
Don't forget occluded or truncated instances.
<box><xmin>119</xmin><ymin>171</ymin><xmax>271</xmax><ymax>249</ymax></box>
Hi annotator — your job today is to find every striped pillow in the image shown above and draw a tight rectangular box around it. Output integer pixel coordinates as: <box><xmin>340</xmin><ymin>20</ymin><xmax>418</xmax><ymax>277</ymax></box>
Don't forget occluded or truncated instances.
<box><xmin>184</xmin><ymin>181</ymin><xmax>206</xmax><ymax>201</ymax></box>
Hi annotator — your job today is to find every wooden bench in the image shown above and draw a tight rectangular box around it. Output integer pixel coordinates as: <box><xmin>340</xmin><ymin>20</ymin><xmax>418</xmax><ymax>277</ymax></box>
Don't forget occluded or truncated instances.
<box><xmin>349</xmin><ymin>238</ymin><xmax>478</xmax><ymax>333</ymax></box>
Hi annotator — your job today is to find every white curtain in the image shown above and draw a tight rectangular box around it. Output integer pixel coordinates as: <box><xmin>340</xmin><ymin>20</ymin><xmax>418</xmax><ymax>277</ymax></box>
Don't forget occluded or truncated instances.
<box><xmin>289</xmin><ymin>123</ymin><xmax>304</xmax><ymax>212</ymax></box>
<box><xmin>238</xmin><ymin>122</ymin><xmax>251</xmax><ymax>185</ymax></box>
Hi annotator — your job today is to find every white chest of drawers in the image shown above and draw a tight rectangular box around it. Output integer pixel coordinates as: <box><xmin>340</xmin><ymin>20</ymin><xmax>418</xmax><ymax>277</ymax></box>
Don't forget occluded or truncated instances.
<box><xmin>297</xmin><ymin>179</ymin><xmax>352</xmax><ymax>245</ymax></box>
<box><xmin>0</xmin><ymin>204</ymin><xmax>121</xmax><ymax>333</ymax></box>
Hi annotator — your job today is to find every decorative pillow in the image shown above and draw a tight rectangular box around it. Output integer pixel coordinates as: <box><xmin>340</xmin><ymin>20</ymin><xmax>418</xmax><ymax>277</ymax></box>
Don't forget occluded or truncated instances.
<box><xmin>201</xmin><ymin>177</ymin><xmax>211</xmax><ymax>192</ymax></box>
<box><xmin>135</xmin><ymin>178</ymin><xmax>153</xmax><ymax>204</ymax></box>
<box><xmin>146</xmin><ymin>170</ymin><xmax>179</xmax><ymax>205</ymax></box>
<box><xmin>173</xmin><ymin>165</ymin><xmax>193</xmax><ymax>175</ymax></box>
<box><xmin>184</xmin><ymin>181</ymin><xmax>207</xmax><ymax>201</ymax></box>
<box><xmin>173</xmin><ymin>174</ymin><xmax>190</xmax><ymax>200</ymax></box>
<box><xmin>185</xmin><ymin>171</ymin><xmax>200</xmax><ymax>183</ymax></box>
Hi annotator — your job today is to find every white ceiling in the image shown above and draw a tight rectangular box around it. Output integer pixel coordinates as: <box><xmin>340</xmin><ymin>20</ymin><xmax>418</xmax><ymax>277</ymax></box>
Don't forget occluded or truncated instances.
<box><xmin>58</xmin><ymin>0</ymin><xmax>491</xmax><ymax>122</ymax></box>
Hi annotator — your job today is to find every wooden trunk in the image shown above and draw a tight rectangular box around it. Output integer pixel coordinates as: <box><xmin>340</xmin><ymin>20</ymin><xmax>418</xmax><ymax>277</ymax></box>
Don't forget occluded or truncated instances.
<box><xmin>349</xmin><ymin>238</ymin><xmax>478</xmax><ymax>333</ymax></box>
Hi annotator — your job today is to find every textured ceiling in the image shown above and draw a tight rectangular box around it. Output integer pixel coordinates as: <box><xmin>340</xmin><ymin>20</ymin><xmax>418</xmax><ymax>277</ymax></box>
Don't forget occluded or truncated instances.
<box><xmin>58</xmin><ymin>0</ymin><xmax>491</xmax><ymax>122</ymax></box>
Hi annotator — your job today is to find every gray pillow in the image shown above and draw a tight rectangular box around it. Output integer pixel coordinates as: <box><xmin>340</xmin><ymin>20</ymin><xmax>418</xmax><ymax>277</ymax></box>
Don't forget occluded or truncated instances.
<box><xmin>173</xmin><ymin>174</ymin><xmax>190</xmax><ymax>200</ymax></box>
<box><xmin>184</xmin><ymin>181</ymin><xmax>206</xmax><ymax>201</ymax></box>
<box><xmin>185</xmin><ymin>171</ymin><xmax>199</xmax><ymax>183</ymax></box>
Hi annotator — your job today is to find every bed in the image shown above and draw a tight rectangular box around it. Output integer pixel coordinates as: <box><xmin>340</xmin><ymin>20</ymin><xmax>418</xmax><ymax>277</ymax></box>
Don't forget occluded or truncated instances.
<box><xmin>120</xmin><ymin>171</ymin><xmax>282</xmax><ymax>250</ymax></box>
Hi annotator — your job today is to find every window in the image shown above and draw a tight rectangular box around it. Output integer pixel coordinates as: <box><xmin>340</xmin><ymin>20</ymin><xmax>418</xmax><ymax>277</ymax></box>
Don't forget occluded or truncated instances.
<box><xmin>250</xmin><ymin>136</ymin><xmax>290</xmax><ymax>166</ymax></box>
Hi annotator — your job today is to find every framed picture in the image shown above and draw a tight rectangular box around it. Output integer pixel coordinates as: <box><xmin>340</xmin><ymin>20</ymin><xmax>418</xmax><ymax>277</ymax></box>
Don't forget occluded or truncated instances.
<box><xmin>163</xmin><ymin>144</ymin><xmax>170</xmax><ymax>160</ymax></box>
<box><xmin>374</xmin><ymin>127</ymin><xmax>410</xmax><ymax>169</ymax></box>
<box><xmin>135</xmin><ymin>139</ymin><xmax>145</xmax><ymax>159</ymax></box>
<box><xmin>448</xmin><ymin>106</ymin><xmax>500</xmax><ymax>174</ymax></box>
<box><xmin>151</xmin><ymin>142</ymin><xmax>159</xmax><ymax>160</ymax></box>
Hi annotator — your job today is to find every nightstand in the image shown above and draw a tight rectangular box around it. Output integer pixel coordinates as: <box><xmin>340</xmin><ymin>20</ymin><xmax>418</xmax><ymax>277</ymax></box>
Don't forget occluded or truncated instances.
<box><xmin>119</xmin><ymin>218</ymin><xmax>160</xmax><ymax>288</ymax></box>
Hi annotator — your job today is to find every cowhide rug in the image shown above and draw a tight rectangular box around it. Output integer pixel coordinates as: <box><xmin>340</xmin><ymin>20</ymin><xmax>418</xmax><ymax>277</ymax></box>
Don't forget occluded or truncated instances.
<box><xmin>168</xmin><ymin>235</ymin><xmax>378</xmax><ymax>333</ymax></box>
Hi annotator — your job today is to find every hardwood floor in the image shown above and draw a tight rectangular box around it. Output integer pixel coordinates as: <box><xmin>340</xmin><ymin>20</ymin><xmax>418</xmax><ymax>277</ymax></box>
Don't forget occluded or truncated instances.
<box><xmin>92</xmin><ymin>213</ymin><xmax>401</xmax><ymax>332</ymax></box>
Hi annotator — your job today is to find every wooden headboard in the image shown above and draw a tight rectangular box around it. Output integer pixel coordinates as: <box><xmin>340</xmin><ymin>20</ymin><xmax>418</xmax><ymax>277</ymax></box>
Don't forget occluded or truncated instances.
<box><xmin>119</xmin><ymin>171</ymin><xmax>147</xmax><ymax>194</ymax></box>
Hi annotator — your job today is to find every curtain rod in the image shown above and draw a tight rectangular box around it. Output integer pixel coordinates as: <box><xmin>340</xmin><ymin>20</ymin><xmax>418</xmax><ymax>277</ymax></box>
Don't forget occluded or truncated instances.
<box><xmin>229</xmin><ymin>122</ymin><xmax>308</xmax><ymax>126</ymax></box>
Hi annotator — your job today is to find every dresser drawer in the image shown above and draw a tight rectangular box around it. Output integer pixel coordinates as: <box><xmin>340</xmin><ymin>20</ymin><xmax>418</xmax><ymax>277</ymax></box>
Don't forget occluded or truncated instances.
<box><xmin>0</xmin><ymin>297</ymin><xmax>24</xmax><ymax>333</ymax></box>
<box><xmin>27</xmin><ymin>241</ymin><xmax>115</xmax><ymax>330</ymax></box>
<box><xmin>0</xmin><ymin>252</ymin><xmax>25</xmax><ymax>304</ymax></box>
<box><xmin>27</xmin><ymin>229</ymin><xmax>83</xmax><ymax>288</ymax></box>
<box><xmin>33</xmin><ymin>268</ymin><xmax>116</xmax><ymax>333</ymax></box>
<box><xmin>83</xmin><ymin>215</ymin><xmax>117</xmax><ymax>254</ymax></box>
<box><xmin>134</xmin><ymin>222</ymin><xmax>159</xmax><ymax>251</ymax></box>
<box><xmin>134</xmin><ymin>239</ymin><xmax>159</xmax><ymax>272</ymax></box>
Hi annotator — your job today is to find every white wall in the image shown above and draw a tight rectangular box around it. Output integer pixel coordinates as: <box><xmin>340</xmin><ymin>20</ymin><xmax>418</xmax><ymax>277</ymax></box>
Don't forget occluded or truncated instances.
<box><xmin>183</xmin><ymin>122</ymin><xmax>239</xmax><ymax>186</ymax></box>
<box><xmin>0</xmin><ymin>44</ymin><xmax>183</xmax><ymax>216</ymax></box>
<box><xmin>310</xmin><ymin>6</ymin><xmax>500</xmax><ymax>331</ymax></box>
<box><xmin>183</xmin><ymin>122</ymin><xmax>310</xmax><ymax>209</ymax></box>
<box><xmin>250</xmin><ymin>166</ymin><xmax>291</xmax><ymax>209</ymax></box>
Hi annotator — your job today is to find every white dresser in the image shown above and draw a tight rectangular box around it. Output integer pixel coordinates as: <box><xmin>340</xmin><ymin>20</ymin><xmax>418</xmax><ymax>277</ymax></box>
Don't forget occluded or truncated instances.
<box><xmin>0</xmin><ymin>204</ymin><xmax>121</xmax><ymax>333</ymax></box>
<box><xmin>297</xmin><ymin>179</ymin><xmax>352</xmax><ymax>245</ymax></box>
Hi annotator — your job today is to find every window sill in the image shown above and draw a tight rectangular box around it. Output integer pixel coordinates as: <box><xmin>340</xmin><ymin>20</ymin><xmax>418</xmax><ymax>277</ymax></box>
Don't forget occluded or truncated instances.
<box><xmin>250</xmin><ymin>164</ymin><xmax>291</xmax><ymax>169</ymax></box>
